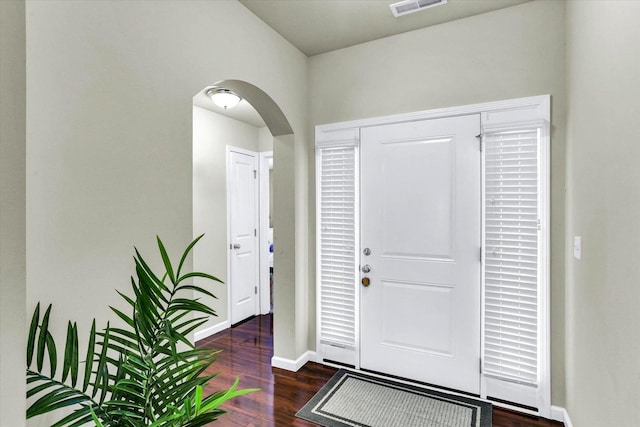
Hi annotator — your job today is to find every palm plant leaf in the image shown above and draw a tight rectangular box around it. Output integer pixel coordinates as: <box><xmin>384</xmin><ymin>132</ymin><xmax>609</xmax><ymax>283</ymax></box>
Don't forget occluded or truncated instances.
<box><xmin>82</xmin><ymin>320</ymin><xmax>96</xmax><ymax>392</ymax></box>
<box><xmin>36</xmin><ymin>304</ymin><xmax>52</xmax><ymax>372</ymax></box>
<box><xmin>176</xmin><ymin>234</ymin><xmax>204</xmax><ymax>279</ymax></box>
<box><xmin>27</xmin><ymin>302</ymin><xmax>40</xmax><ymax>366</ymax></box>
<box><xmin>156</xmin><ymin>235</ymin><xmax>176</xmax><ymax>284</ymax></box>
<box><xmin>27</xmin><ymin>235</ymin><xmax>255</xmax><ymax>426</ymax></box>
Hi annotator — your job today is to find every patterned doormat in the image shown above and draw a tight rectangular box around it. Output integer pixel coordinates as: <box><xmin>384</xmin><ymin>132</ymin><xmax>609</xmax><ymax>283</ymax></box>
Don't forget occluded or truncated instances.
<box><xmin>296</xmin><ymin>370</ymin><xmax>492</xmax><ymax>427</ymax></box>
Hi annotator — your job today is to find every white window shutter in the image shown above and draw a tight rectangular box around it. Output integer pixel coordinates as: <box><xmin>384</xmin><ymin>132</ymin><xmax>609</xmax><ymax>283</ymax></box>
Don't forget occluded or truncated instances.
<box><xmin>482</xmin><ymin>123</ymin><xmax>547</xmax><ymax>409</ymax></box>
<box><xmin>316</xmin><ymin>130</ymin><xmax>359</xmax><ymax>365</ymax></box>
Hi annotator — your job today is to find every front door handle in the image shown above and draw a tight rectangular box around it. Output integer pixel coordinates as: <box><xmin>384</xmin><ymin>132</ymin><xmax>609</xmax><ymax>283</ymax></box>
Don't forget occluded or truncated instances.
<box><xmin>361</xmin><ymin>265</ymin><xmax>371</xmax><ymax>274</ymax></box>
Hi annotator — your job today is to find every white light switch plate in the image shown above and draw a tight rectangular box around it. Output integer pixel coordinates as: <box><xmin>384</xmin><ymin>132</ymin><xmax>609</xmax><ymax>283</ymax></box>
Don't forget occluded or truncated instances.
<box><xmin>573</xmin><ymin>236</ymin><xmax>582</xmax><ymax>260</ymax></box>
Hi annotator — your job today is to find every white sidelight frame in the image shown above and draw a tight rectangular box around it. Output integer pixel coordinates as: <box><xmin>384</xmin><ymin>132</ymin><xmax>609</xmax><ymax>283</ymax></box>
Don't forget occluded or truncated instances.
<box><xmin>315</xmin><ymin>95</ymin><xmax>550</xmax><ymax>417</ymax></box>
<box><xmin>315</xmin><ymin>128</ymin><xmax>361</xmax><ymax>367</ymax></box>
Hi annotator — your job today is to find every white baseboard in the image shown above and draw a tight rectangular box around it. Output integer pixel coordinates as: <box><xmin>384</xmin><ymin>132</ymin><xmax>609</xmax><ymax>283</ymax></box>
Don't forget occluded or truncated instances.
<box><xmin>551</xmin><ymin>406</ymin><xmax>573</xmax><ymax>427</ymax></box>
<box><xmin>194</xmin><ymin>320</ymin><xmax>230</xmax><ymax>342</ymax></box>
<box><xmin>271</xmin><ymin>350</ymin><xmax>317</xmax><ymax>372</ymax></box>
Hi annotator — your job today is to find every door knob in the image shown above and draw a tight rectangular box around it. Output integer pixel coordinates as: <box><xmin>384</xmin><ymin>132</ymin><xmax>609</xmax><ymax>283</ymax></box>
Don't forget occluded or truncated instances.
<box><xmin>232</xmin><ymin>243</ymin><xmax>241</xmax><ymax>249</ymax></box>
<box><xmin>361</xmin><ymin>264</ymin><xmax>371</xmax><ymax>273</ymax></box>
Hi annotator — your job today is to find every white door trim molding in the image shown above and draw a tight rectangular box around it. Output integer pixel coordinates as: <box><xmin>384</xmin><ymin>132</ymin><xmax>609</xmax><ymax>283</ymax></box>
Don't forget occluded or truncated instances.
<box><xmin>259</xmin><ymin>151</ymin><xmax>273</xmax><ymax>315</ymax></box>
<box><xmin>315</xmin><ymin>94</ymin><xmax>551</xmax><ymax>416</ymax></box>
<box><xmin>316</xmin><ymin>95</ymin><xmax>549</xmax><ymax>132</ymax></box>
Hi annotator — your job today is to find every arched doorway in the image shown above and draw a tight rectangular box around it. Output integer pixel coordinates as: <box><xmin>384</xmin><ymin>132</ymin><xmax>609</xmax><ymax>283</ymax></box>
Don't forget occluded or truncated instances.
<box><xmin>192</xmin><ymin>79</ymin><xmax>303</xmax><ymax>367</ymax></box>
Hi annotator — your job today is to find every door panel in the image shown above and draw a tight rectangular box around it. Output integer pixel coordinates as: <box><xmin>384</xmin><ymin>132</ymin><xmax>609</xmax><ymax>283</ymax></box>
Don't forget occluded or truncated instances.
<box><xmin>229</xmin><ymin>150</ymin><xmax>259</xmax><ymax>325</ymax></box>
<box><xmin>380</xmin><ymin>138</ymin><xmax>454</xmax><ymax>260</ymax></box>
<box><xmin>380</xmin><ymin>280</ymin><xmax>454</xmax><ymax>355</ymax></box>
<box><xmin>360</xmin><ymin>115</ymin><xmax>481</xmax><ymax>394</ymax></box>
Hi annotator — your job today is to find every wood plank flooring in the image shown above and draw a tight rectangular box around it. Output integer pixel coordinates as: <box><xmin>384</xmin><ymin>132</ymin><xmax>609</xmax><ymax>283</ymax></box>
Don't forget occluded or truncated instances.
<box><xmin>196</xmin><ymin>314</ymin><xmax>563</xmax><ymax>427</ymax></box>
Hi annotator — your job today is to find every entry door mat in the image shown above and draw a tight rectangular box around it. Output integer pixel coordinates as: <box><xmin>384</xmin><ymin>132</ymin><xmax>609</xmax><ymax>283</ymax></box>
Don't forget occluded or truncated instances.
<box><xmin>296</xmin><ymin>370</ymin><xmax>492</xmax><ymax>427</ymax></box>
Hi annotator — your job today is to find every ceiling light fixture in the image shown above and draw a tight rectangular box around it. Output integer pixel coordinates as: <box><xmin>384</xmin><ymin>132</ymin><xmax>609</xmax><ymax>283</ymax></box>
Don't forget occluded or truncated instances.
<box><xmin>206</xmin><ymin>88</ymin><xmax>242</xmax><ymax>109</ymax></box>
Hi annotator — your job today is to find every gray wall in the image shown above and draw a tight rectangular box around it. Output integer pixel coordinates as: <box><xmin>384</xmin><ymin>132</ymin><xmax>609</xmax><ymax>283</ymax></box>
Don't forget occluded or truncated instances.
<box><xmin>309</xmin><ymin>0</ymin><xmax>567</xmax><ymax>405</ymax></box>
<box><xmin>0</xmin><ymin>0</ymin><xmax>27</xmax><ymax>425</ymax></box>
<box><xmin>23</xmin><ymin>1</ymin><xmax>308</xmax><ymax>424</ymax></box>
<box><xmin>565</xmin><ymin>1</ymin><xmax>640</xmax><ymax>425</ymax></box>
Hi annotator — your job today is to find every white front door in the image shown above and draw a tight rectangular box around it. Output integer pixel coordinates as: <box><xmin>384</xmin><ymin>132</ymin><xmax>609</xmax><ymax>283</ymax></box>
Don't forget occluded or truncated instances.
<box><xmin>228</xmin><ymin>148</ymin><xmax>259</xmax><ymax>325</ymax></box>
<box><xmin>360</xmin><ymin>115</ymin><xmax>481</xmax><ymax>394</ymax></box>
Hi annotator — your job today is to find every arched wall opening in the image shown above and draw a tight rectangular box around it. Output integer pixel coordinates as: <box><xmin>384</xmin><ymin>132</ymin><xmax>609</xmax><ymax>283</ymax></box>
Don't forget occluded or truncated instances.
<box><xmin>192</xmin><ymin>79</ymin><xmax>305</xmax><ymax>365</ymax></box>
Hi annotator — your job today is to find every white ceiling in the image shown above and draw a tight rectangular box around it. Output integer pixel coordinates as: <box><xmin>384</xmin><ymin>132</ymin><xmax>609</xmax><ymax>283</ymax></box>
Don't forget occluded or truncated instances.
<box><xmin>238</xmin><ymin>0</ymin><xmax>532</xmax><ymax>57</ymax></box>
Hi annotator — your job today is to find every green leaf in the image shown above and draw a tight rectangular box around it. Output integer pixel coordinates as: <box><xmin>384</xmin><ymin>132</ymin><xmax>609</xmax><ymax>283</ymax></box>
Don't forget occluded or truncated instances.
<box><xmin>167</xmin><ymin>299</ymin><xmax>217</xmax><ymax>317</ymax></box>
<box><xmin>103</xmin><ymin>328</ymin><xmax>139</xmax><ymax>353</ymax></box>
<box><xmin>133</xmin><ymin>249</ymin><xmax>170</xmax><ymax>294</ymax></box>
<box><xmin>173</xmin><ymin>317</ymin><xmax>209</xmax><ymax>341</ymax></box>
<box><xmin>176</xmin><ymin>234</ymin><xmax>205</xmax><ymax>279</ymax></box>
<box><xmin>62</xmin><ymin>322</ymin><xmax>74</xmax><ymax>383</ymax></box>
<box><xmin>175</xmin><ymin>284</ymin><xmax>218</xmax><ymax>300</ymax></box>
<box><xmin>27</xmin><ymin>303</ymin><xmax>40</xmax><ymax>367</ymax></box>
<box><xmin>27</xmin><ymin>384</ymin><xmax>91</xmax><ymax>418</ymax></box>
<box><xmin>194</xmin><ymin>385</ymin><xmax>203</xmax><ymax>415</ymax></box>
<box><xmin>90</xmin><ymin>407</ymin><xmax>105</xmax><ymax>427</ymax></box>
<box><xmin>157</xmin><ymin>236</ymin><xmax>176</xmax><ymax>284</ymax></box>
<box><xmin>199</xmin><ymin>377</ymin><xmax>258</xmax><ymax>413</ymax></box>
<box><xmin>182</xmin><ymin>411</ymin><xmax>225</xmax><ymax>427</ymax></box>
<box><xmin>93</xmin><ymin>323</ymin><xmax>110</xmax><ymax>399</ymax></box>
<box><xmin>98</xmin><ymin>364</ymin><xmax>109</xmax><ymax>405</ymax></box>
<box><xmin>37</xmin><ymin>304</ymin><xmax>52</xmax><ymax>372</ymax></box>
<box><xmin>110</xmin><ymin>306</ymin><xmax>135</xmax><ymax>328</ymax></box>
<box><xmin>26</xmin><ymin>380</ymin><xmax>57</xmax><ymax>398</ymax></box>
<box><xmin>117</xmin><ymin>288</ymin><xmax>136</xmax><ymax>308</ymax></box>
<box><xmin>137</xmin><ymin>263</ymin><xmax>168</xmax><ymax>307</ymax></box>
<box><xmin>82</xmin><ymin>319</ymin><xmax>96</xmax><ymax>393</ymax></box>
<box><xmin>50</xmin><ymin>406</ymin><xmax>95</xmax><ymax>427</ymax></box>
<box><xmin>70</xmin><ymin>323</ymin><xmax>79</xmax><ymax>387</ymax></box>
<box><xmin>45</xmin><ymin>331</ymin><xmax>57</xmax><ymax>378</ymax></box>
<box><xmin>176</xmin><ymin>272</ymin><xmax>223</xmax><ymax>285</ymax></box>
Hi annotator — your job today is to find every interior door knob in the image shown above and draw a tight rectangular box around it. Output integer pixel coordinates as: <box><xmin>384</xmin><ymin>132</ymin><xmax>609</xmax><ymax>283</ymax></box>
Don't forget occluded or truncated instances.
<box><xmin>361</xmin><ymin>265</ymin><xmax>371</xmax><ymax>273</ymax></box>
<box><xmin>232</xmin><ymin>243</ymin><xmax>241</xmax><ymax>249</ymax></box>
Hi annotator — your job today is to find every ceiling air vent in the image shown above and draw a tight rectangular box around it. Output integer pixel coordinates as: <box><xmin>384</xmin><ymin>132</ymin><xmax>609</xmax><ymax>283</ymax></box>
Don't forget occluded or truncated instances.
<box><xmin>389</xmin><ymin>0</ymin><xmax>447</xmax><ymax>17</ymax></box>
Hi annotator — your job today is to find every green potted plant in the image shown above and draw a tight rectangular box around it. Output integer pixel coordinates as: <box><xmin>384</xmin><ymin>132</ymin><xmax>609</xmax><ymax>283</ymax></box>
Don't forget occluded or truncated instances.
<box><xmin>26</xmin><ymin>235</ymin><xmax>255</xmax><ymax>426</ymax></box>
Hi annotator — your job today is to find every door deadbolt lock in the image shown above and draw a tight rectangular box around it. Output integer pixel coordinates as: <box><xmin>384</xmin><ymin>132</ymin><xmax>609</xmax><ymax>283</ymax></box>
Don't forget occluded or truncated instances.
<box><xmin>361</xmin><ymin>277</ymin><xmax>371</xmax><ymax>287</ymax></box>
<box><xmin>363</xmin><ymin>248</ymin><xmax>371</xmax><ymax>256</ymax></box>
<box><xmin>361</xmin><ymin>264</ymin><xmax>371</xmax><ymax>274</ymax></box>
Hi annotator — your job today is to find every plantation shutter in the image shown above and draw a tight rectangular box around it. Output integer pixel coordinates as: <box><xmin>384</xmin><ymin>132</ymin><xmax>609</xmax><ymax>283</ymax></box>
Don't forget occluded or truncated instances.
<box><xmin>482</xmin><ymin>123</ymin><xmax>547</xmax><ymax>409</ymax></box>
<box><xmin>316</xmin><ymin>130</ymin><xmax>359</xmax><ymax>365</ymax></box>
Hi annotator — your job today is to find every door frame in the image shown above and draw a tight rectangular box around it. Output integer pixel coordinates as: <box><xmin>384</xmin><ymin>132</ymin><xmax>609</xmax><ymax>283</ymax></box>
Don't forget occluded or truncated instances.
<box><xmin>258</xmin><ymin>151</ymin><xmax>273</xmax><ymax>315</ymax></box>
<box><xmin>226</xmin><ymin>146</ymin><xmax>260</xmax><ymax>325</ymax></box>
<box><xmin>315</xmin><ymin>94</ymin><xmax>550</xmax><ymax>416</ymax></box>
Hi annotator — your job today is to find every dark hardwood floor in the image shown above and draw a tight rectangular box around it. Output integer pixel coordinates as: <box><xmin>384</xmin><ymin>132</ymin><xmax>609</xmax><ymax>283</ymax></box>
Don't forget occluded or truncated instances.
<box><xmin>196</xmin><ymin>314</ymin><xmax>562</xmax><ymax>427</ymax></box>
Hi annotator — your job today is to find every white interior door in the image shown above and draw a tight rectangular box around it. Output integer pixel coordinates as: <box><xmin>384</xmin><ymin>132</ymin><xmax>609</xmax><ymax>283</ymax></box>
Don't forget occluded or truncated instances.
<box><xmin>360</xmin><ymin>115</ymin><xmax>481</xmax><ymax>394</ymax></box>
<box><xmin>228</xmin><ymin>148</ymin><xmax>259</xmax><ymax>325</ymax></box>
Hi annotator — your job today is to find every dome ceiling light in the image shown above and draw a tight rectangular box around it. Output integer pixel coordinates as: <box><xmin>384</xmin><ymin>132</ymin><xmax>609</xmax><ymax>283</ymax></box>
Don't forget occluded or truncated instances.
<box><xmin>206</xmin><ymin>88</ymin><xmax>242</xmax><ymax>110</ymax></box>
